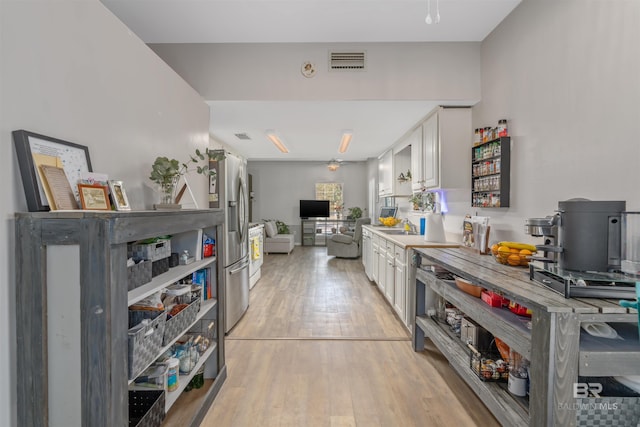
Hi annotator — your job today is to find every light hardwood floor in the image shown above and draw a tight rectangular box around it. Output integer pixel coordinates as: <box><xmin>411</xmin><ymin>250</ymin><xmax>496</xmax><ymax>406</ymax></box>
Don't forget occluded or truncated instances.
<box><xmin>201</xmin><ymin>246</ymin><xmax>499</xmax><ymax>426</ymax></box>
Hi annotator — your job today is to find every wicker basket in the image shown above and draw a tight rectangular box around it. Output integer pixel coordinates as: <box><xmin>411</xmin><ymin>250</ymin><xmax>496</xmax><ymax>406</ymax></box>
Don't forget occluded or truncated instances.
<box><xmin>163</xmin><ymin>296</ymin><xmax>202</xmax><ymax>346</ymax></box>
<box><xmin>128</xmin><ymin>239</ymin><xmax>171</xmax><ymax>262</ymax></box>
<box><xmin>127</xmin><ymin>260</ymin><xmax>152</xmax><ymax>291</ymax></box>
<box><xmin>575</xmin><ymin>397</ymin><xmax>640</xmax><ymax>426</ymax></box>
<box><xmin>151</xmin><ymin>257</ymin><xmax>170</xmax><ymax>278</ymax></box>
<box><xmin>129</xmin><ymin>390</ymin><xmax>165</xmax><ymax>427</ymax></box>
<box><xmin>128</xmin><ymin>310</ymin><xmax>166</xmax><ymax>380</ymax></box>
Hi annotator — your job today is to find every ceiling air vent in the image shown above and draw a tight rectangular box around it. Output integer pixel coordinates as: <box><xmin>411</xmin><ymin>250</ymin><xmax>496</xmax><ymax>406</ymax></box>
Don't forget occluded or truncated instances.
<box><xmin>234</xmin><ymin>133</ymin><xmax>251</xmax><ymax>140</ymax></box>
<box><xmin>329</xmin><ymin>51</ymin><xmax>366</xmax><ymax>71</ymax></box>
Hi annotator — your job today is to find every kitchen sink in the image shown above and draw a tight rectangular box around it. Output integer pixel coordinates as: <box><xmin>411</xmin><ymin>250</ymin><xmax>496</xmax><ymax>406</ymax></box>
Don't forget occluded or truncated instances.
<box><xmin>381</xmin><ymin>229</ymin><xmax>417</xmax><ymax>235</ymax></box>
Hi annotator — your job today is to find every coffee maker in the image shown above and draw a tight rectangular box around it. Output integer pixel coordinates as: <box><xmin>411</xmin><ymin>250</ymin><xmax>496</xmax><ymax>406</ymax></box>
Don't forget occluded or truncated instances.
<box><xmin>527</xmin><ymin>199</ymin><xmax>636</xmax><ymax>299</ymax></box>
<box><xmin>524</xmin><ymin>215</ymin><xmax>560</xmax><ymax>267</ymax></box>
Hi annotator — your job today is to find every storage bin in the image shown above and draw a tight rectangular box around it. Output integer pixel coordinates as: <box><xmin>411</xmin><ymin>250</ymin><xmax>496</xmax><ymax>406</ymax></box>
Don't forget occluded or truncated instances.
<box><xmin>468</xmin><ymin>343</ymin><xmax>509</xmax><ymax>382</ymax></box>
<box><xmin>127</xmin><ymin>260</ymin><xmax>152</xmax><ymax>291</ymax></box>
<box><xmin>163</xmin><ymin>294</ymin><xmax>202</xmax><ymax>346</ymax></box>
<box><xmin>128</xmin><ymin>238</ymin><xmax>172</xmax><ymax>262</ymax></box>
<box><xmin>481</xmin><ymin>290</ymin><xmax>509</xmax><ymax>308</ymax></box>
<box><xmin>151</xmin><ymin>257</ymin><xmax>170</xmax><ymax>277</ymax></box>
<box><xmin>575</xmin><ymin>397</ymin><xmax>640</xmax><ymax>426</ymax></box>
<box><xmin>128</xmin><ymin>310</ymin><xmax>166</xmax><ymax>379</ymax></box>
<box><xmin>129</xmin><ymin>390</ymin><xmax>165</xmax><ymax>427</ymax></box>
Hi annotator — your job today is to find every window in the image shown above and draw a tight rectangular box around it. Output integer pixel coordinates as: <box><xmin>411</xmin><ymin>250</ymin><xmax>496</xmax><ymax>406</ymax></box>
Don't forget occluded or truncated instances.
<box><xmin>315</xmin><ymin>183</ymin><xmax>343</xmax><ymax>217</ymax></box>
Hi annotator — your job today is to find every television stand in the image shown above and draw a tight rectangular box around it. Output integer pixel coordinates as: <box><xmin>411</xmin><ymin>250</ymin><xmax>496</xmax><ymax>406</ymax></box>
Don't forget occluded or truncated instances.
<box><xmin>301</xmin><ymin>218</ymin><xmax>355</xmax><ymax>246</ymax></box>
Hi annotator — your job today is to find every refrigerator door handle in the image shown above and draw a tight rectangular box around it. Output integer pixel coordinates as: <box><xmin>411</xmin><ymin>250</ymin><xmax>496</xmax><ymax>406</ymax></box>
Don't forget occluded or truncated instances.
<box><xmin>238</xmin><ymin>177</ymin><xmax>247</xmax><ymax>242</ymax></box>
<box><xmin>229</xmin><ymin>259</ymin><xmax>249</xmax><ymax>275</ymax></box>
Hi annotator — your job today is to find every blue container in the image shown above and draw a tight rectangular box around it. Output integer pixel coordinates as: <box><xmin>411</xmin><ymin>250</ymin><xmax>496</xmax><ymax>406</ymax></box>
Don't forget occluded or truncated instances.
<box><xmin>420</xmin><ymin>217</ymin><xmax>426</xmax><ymax>235</ymax></box>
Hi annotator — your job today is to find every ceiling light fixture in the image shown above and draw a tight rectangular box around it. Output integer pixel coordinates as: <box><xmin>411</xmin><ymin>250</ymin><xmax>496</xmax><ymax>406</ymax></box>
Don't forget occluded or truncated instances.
<box><xmin>265</xmin><ymin>131</ymin><xmax>289</xmax><ymax>153</ymax></box>
<box><xmin>338</xmin><ymin>131</ymin><xmax>353</xmax><ymax>154</ymax></box>
<box><xmin>327</xmin><ymin>160</ymin><xmax>340</xmax><ymax>171</ymax></box>
<box><xmin>425</xmin><ymin>0</ymin><xmax>440</xmax><ymax>24</ymax></box>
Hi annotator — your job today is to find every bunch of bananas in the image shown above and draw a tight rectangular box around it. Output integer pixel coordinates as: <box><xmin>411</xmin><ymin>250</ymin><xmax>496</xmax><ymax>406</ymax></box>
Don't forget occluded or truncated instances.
<box><xmin>379</xmin><ymin>216</ymin><xmax>401</xmax><ymax>227</ymax></box>
<box><xmin>491</xmin><ymin>241</ymin><xmax>537</xmax><ymax>267</ymax></box>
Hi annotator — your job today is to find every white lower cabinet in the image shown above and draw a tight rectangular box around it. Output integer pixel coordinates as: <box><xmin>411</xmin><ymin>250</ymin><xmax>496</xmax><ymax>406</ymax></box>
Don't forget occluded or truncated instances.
<box><xmin>363</xmin><ymin>227</ymin><xmax>412</xmax><ymax>330</ymax></box>
<box><xmin>371</xmin><ymin>234</ymin><xmax>379</xmax><ymax>284</ymax></box>
<box><xmin>385</xmin><ymin>250</ymin><xmax>395</xmax><ymax>304</ymax></box>
<box><xmin>393</xmin><ymin>246</ymin><xmax>406</xmax><ymax>321</ymax></box>
<box><xmin>377</xmin><ymin>239</ymin><xmax>387</xmax><ymax>294</ymax></box>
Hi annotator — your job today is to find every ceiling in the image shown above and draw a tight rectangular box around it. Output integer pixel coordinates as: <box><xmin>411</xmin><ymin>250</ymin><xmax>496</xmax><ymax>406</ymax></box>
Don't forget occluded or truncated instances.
<box><xmin>101</xmin><ymin>0</ymin><xmax>521</xmax><ymax>162</ymax></box>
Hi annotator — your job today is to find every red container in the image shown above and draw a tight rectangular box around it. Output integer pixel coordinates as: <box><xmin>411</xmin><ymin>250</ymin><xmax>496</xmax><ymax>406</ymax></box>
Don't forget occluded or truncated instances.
<box><xmin>481</xmin><ymin>291</ymin><xmax>509</xmax><ymax>308</ymax></box>
<box><xmin>203</xmin><ymin>243</ymin><xmax>213</xmax><ymax>258</ymax></box>
<box><xmin>508</xmin><ymin>301</ymin><xmax>532</xmax><ymax>317</ymax></box>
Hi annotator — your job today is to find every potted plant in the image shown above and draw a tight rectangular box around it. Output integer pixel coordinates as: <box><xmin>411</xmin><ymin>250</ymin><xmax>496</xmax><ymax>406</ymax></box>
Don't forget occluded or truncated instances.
<box><xmin>409</xmin><ymin>191</ymin><xmax>436</xmax><ymax>212</ymax></box>
<box><xmin>347</xmin><ymin>206</ymin><xmax>363</xmax><ymax>220</ymax></box>
<box><xmin>408</xmin><ymin>193</ymin><xmax>423</xmax><ymax>211</ymax></box>
<box><xmin>149</xmin><ymin>148</ymin><xmax>225</xmax><ymax>207</ymax></box>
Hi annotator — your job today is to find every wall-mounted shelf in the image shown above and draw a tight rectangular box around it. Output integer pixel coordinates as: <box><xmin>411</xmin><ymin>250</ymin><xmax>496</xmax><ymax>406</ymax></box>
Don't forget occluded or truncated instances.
<box><xmin>471</xmin><ymin>137</ymin><xmax>510</xmax><ymax>208</ymax></box>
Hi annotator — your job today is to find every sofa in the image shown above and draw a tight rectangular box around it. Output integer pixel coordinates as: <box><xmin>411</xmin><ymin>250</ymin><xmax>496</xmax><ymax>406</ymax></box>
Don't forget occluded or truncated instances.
<box><xmin>327</xmin><ymin>217</ymin><xmax>371</xmax><ymax>258</ymax></box>
<box><xmin>263</xmin><ymin>220</ymin><xmax>295</xmax><ymax>254</ymax></box>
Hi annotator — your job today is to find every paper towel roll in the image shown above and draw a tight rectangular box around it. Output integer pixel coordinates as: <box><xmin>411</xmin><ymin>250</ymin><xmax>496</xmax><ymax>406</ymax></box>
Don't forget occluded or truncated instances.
<box><xmin>581</xmin><ymin>322</ymin><xmax>622</xmax><ymax>340</ymax></box>
<box><xmin>424</xmin><ymin>213</ymin><xmax>446</xmax><ymax>243</ymax></box>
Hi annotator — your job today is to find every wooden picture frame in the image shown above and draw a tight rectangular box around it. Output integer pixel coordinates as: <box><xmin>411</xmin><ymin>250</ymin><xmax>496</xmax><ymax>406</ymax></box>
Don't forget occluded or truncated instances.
<box><xmin>108</xmin><ymin>180</ymin><xmax>131</xmax><ymax>211</ymax></box>
<box><xmin>78</xmin><ymin>184</ymin><xmax>111</xmax><ymax>211</ymax></box>
<box><xmin>13</xmin><ymin>130</ymin><xmax>93</xmax><ymax>212</ymax></box>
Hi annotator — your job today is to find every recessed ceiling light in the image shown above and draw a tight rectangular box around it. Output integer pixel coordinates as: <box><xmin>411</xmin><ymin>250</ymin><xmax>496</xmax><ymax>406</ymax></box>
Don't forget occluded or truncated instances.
<box><xmin>338</xmin><ymin>131</ymin><xmax>353</xmax><ymax>153</ymax></box>
<box><xmin>265</xmin><ymin>131</ymin><xmax>289</xmax><ymax>153</ymax></box>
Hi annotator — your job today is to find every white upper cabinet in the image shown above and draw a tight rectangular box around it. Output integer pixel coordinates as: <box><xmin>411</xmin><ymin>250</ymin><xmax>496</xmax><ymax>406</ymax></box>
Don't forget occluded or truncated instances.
<box><xmin>409</xmin><ymin>126</ymin><xmax>424</xmax><ymax>191</ymax></box>
<box><xmin>378</xmin><ymin>149</ymin><xmax>393</xmax><ymax>196</ymax></box>
<box><xmin>392</xmin><ymin>144</ymin><xmax>412</xmax><ymax>197</ymax></box>
<box><xmin>411</xmin><ymin>107</ymin><xmax>472</xmax><ymax>191</ymax></box>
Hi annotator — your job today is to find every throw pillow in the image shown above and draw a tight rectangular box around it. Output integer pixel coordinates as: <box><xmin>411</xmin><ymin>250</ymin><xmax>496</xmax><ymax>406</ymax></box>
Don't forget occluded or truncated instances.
<box><xmin>264</xmin><ymin>221</ymin><xmax>277</xmax><ymax>238</ymax></box>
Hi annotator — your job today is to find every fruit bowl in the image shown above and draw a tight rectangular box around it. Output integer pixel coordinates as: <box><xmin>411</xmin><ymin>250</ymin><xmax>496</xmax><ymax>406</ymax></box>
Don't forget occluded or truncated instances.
<box><xmin>490</xmin><ymin>242</ymin><xmax>536</xmax><ymax>267</ymax></box>
<box><xmin>379</xmin><ymin>217</ymin><xmax>401</xmax><ymax>227</ymax></box>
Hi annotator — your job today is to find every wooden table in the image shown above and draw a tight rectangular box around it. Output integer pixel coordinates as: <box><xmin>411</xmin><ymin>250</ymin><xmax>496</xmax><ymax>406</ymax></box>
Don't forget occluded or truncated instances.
<box><xmin>412</xmin><ymin>247</ymin><xmax>639</xmax><ymax>427</ymax></box>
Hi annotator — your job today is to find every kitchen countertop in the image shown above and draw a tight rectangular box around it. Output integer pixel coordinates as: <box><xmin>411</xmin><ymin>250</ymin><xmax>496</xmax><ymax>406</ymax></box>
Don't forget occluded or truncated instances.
<box><xmin>363</xmin><ymin>224</ymin><xmax>459</xmax><ymax>250</ymax></box>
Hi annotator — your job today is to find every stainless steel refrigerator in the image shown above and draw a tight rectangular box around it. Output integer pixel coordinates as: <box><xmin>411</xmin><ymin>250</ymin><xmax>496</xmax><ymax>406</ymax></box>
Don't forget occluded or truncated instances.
<box><xmin>215</xmin><ymin>151</ymin><xmax>250</xmax><ymax>333</ymax></box>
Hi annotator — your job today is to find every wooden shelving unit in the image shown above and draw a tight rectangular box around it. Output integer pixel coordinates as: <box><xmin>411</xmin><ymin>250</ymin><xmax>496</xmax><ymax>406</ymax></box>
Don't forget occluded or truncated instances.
<box><xmin>15</xmin><ymin>209</ymin><xmax>227</xmax><ymax>427</ymax></box>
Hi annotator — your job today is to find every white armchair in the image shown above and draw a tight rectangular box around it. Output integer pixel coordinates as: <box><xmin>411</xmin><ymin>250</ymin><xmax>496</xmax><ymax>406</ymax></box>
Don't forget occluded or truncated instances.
<box><xmin>327</xmin><ymin>217</ymin><xmax>371</xmax><ymax>258</ymax></box>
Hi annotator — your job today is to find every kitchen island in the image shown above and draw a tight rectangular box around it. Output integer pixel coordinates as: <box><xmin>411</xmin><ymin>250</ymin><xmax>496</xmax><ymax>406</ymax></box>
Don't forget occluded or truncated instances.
<box><xmin>412</xmin><ymin>247</ymin><xmax>640</xmax><ymax>427</ymax></box>
<box><xmin>361</xmin><ymin>224</ymin><xmax>458</xmax><ymax>332</ymax></box>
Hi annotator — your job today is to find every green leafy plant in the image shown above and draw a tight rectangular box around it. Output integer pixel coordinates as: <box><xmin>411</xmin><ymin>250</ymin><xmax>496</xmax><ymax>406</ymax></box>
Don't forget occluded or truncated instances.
<box><xmin>347</xmin><ymin>206</ymin><xmax>363</xmax><ymax>220</ymax></box>
<box><xmin>150</xmin><ymin>149</ymin><xmax>225</xmax><ymax>204</ymax></box>
<box><xmin>409</xmin><ymin>191</ymin><xmax>436</xmax><ymax>212</ymax></box>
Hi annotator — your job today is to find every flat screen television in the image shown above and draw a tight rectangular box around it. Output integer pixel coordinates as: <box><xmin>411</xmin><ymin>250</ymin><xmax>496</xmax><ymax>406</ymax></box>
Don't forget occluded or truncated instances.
<box><xmin>300</xmin><ymin>200</ymin><xmax>330</xmax><ymax>218</ymax></box>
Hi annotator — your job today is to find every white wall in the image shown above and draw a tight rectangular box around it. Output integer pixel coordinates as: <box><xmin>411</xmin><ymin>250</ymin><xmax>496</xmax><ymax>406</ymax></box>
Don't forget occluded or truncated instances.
<box><xmin>1</xmin><ymin>1</ymin><xmax>211</xmax><ymax>424</ymax></box>
<box><xmin>247</xmin><ymin>161</ymin><xmax>368</xmax><ymax>242</ymax></box>
<box><xmin>150</xmin><ymin>42</ymin><xmax>481</xmax><ymax>101</ymax></box>
<box><xmin>462</xmin><ymin>0</ymin><xmax>640</xmax><ymax>244</ymax></box>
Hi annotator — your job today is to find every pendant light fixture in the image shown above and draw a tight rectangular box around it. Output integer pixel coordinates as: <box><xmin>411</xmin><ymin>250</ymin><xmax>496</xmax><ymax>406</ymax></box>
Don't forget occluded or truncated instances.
<box><xmin>425</xmin><ymin>0</ymin><xmax>440</xmax><ymax>24</ymax></box>
<box><xmin>327</xmin><ymin>160</ymin><xmax>340</xmax><ymax>172</ymax></box>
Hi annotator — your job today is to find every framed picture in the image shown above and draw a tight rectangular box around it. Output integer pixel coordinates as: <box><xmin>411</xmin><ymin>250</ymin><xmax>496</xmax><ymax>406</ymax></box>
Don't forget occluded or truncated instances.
<box><xmin>78</xmin><ymin>184</ymin><xmax>111</xmax><ymax>211</ymax></box>
<box><xmin>108</xmin><ymin>180</ymin><xmax>131</xmax><ymax>211</ymax></box>
<box><xmin>13</xmin><ymin>130</ymin><xmax>93</xmax><ymax>212</ymax></box>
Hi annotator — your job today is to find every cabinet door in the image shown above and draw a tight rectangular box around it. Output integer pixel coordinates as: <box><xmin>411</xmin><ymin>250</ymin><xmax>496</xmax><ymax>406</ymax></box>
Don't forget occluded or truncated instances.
<box><xmin>372</xmin><ymin>237</ymin><xmax>379</xmax><ymax>284</ymax></box>
<box><xmin>422</xmin><ymin>113</ymin><xmax>439</xmax><ymax>189</ymax></box>
<box><xmin>377</xmin><ymin>243</ymin><xmax>387</xmax><ymax>293</ymax></box>
<box><xmin>394</xmin><ymin>260</ymin><xmax>406</xmax><ymax>322</ymax></box>
<box><xmin>385</xmin><ymin>252</ymin><xmax>395</xmax><ymax>304</ymax></box>
<box><xmin>409</xmin><ymin>126</ymin><xmax>424</xmax><ymax>191</ymax></box>
<box><xmin>378</xmin><ymin>150</ymin><xmax>393</xmax><ymax>196</ymax></box>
